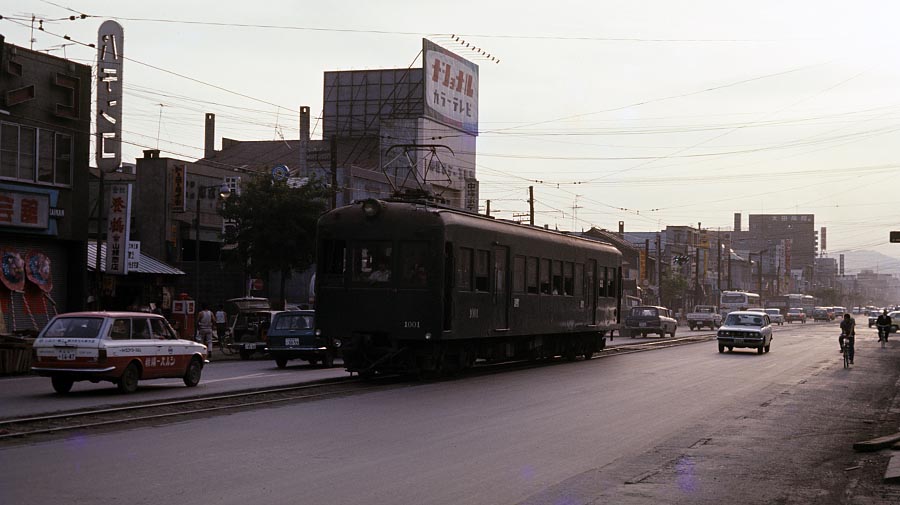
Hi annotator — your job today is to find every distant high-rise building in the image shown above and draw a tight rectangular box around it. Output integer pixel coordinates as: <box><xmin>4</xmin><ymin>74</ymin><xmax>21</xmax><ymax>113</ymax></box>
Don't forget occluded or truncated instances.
<box><xmin>747</xmin><ymin>214</ymin><xmax>816</xmax><ymax>272</ymax></box>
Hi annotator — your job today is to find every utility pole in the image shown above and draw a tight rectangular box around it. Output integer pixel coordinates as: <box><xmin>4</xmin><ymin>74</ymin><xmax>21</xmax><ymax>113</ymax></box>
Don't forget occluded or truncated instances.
<box><xmin>330</xmin><ymin>135</ymin><xmax>338</xmax><ymax>209</ymax></box>
<box><xmin>695</xmin><ymin>245</ymin><xmax>701</xmax><ymax>305</ymax></box>
<box><xmin>717</xmin><ymin>230</ymin><xmax>721</xmax><ymax>296</ymax></box>
<box><xmin>528</xmin><ymin>186</ymin><xmax>534</xmax><ymax>226</ymax></box>
<box><xmin>656</xmin><ymin>233</ymin><xmax>662</xmax><ymax>305</ymax></box>
<box><xmin>485</xmin><ymin>200</ymin><xmax>491</xmax><ymax>217</ymax></box>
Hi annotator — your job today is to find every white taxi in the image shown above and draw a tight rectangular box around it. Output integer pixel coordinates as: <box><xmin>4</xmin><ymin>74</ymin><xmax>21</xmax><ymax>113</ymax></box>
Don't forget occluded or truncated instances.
<box><xmin>716</xmin><ymin>310</ymin><xmax>774</xmax><ymax>354</ymax></box>
<box><xmin>31</xmin><ymin>311</ymin><xmax>208</xmax><ymax>394</ymax></box>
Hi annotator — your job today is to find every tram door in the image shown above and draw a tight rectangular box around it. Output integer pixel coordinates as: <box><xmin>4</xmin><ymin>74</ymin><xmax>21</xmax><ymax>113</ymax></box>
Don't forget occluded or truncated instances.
<box><xmin>587</xmin><ymin>260</ymin><xmax>597</xmax><ymax>326</ymax></box>
<box><xmin>493</xmin><ymin>246</ymin><xmax>509</xmax><ymax>329</ymax></box>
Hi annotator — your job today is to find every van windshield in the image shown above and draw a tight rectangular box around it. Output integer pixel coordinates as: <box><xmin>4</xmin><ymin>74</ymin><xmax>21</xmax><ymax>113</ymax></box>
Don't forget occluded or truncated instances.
<box><xmin>43</xmin><ymin>317</ymin><xmax>104</xmax><ymax>338</ymax></box>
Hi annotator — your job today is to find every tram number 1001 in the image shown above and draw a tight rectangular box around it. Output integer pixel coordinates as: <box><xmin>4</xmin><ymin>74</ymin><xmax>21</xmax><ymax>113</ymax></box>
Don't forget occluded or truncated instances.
<box><xmin>403</xmin><ymin>321</ymin><xmax>421</xmax><ymax>328</ymax></box>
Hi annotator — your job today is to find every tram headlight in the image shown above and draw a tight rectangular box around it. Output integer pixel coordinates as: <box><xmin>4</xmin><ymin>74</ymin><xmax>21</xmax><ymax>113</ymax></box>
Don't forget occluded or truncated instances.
<box><xmin>332</xmin><ymin>338</ymin><xmax>342</xmax><ymax>348</ymax></box>
<box><xmin>425</xmin><ymin>332</ymin><xmax>432</xmax><ymax>340</ymax></box>
<box><xmin>362</xmin><ymin>199</ymin><xmax>383</xmax><ymax>218</ymax></box>
<box><xmin>315</xmin><ymin>329</ymin><xmax>321</xmax><ymax>336</ymax></box>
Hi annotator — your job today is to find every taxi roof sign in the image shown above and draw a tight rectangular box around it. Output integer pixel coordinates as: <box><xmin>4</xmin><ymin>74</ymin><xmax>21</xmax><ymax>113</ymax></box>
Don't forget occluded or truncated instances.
<box><xmin>891</xmin><ymin>231</ymin><xmax>900</xmax><ymax>243</ymax></box>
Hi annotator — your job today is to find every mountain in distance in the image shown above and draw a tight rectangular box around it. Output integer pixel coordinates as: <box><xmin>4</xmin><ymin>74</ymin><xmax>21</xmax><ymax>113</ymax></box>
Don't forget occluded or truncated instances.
<box><xmin>841</xmin><ymin>250</ymin><xmax>900</xmax><ymax>276</ymax></box>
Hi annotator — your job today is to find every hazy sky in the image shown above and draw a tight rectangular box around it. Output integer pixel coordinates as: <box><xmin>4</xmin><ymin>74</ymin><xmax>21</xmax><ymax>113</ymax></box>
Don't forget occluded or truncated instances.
<box><xmin>5</xmin><ymin>1</ymin><xmax>900</xmax><ymax>266</ymax></box>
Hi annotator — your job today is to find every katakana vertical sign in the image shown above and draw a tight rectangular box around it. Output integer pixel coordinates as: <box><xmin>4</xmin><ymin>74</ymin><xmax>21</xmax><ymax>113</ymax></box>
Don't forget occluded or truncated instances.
<box><xmin>106</xmin><ymin>184</ymin><xmax>132</xmax><ymax>275</ymax></box>
<box><xmin>96</xmin><ymin>20</ymin><xmax>124</xmax><ymax>173</ymax></box>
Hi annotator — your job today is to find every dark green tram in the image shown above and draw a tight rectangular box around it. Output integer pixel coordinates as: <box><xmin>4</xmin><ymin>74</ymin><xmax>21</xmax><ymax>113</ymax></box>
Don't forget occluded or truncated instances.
<box><xmin>315</xmin><ymin>198</ymin><xmax>623</xmax><ymax>376</ymax></box>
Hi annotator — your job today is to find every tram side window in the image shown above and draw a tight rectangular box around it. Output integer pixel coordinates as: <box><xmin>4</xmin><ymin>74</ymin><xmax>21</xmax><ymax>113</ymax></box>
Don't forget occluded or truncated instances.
<box><xmin>599</xmin><ymin>267</ymin><xmax>609</xmax><ymax>297</ymax></box>
<box><xmin>610</xmin><ymin>267</ymin><xmax>619</xmax><ymax>297</ymax></box>
<box><xmin>526</xmin><ymin>257</ymin><xmax>538</xmax><ymax>294</ymax></box>
<box><xmin>574</xmin><ymin>263</ymin><xmax>583</xmax><ymax>298</ymax></box>
<box><xmin>352</xmin><ymin>242</ymin><xmax>393</xmax><ymax>284</ymax></box>
<box><xmin>322</xmin><ymin>240</ymin><xmax>347</xmax><ymax>285</ymax></box>
<box><xmin>563</xmin><ymin>262</ymin><xmax>574</xmax><ymax>296</ymax></box>
<box><xmin>552</xmin><ymin>261</ymin><xmax>563</xmax><ymax>295</ymax></box>
<box><xmin>399</xmin><ymin>241</ymin><xmax>429</xmax><ymax>287</ymax></box>
<box><xmin>475</xmin><ymin>250</ymin><xmax>490</xmax><ymax>292</ymax></box>
<box><xmin>513</xmin><ymin>256</ymin><xmax>526</xmax><ymax>293</ymax></box>
<box><xmin>458</xmin><ymin>248</ymin><xmax>473</xmax><ymax>291</ymax></box>
<box><xmin>605</xmin><ymin>267</ymin><xmax>617</xmax><ymax>297</ymax></box>
<box><xmin>539</xmin><ymin>259</ymin><xmax>551</xmax><ymax>294</ymax></box>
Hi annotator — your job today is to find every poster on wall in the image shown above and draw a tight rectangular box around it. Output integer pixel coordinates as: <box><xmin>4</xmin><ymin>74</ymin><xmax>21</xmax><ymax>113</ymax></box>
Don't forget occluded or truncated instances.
<box><xmin>0</xmin><ymin>248</ymin><xmax>25</xmax><ymax>292</ymax></box>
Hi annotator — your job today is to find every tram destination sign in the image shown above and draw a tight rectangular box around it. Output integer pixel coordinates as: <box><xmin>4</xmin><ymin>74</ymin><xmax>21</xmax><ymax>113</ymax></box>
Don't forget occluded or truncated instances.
<box><xmin>891</xmin><ymin>231</ymin><xmax>900</xmax><ymax>243</ymax></box>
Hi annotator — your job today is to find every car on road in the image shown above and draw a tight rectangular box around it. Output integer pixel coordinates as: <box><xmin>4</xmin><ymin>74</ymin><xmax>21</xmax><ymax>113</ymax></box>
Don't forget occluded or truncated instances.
<box><xmin>31</xmin><ymin>311</ymin><xmax>207</xmax><ymax>394</ymax></box>
<box><xmin>889</xmin><ymin>311</ymin><xmax>900</xmax><ymax>334</ymax></box>
<box><xmin>812</xmin><ymin>307</ymin><xmax>831</xmax><ymax>322</ymax></box>
<box><xmin>716</xmin><ymin>310</ymin><xmax>773</xmax><ymax>354</ymax></box>
<box><xmin>764</xmin><ymin>308</ymin><xmax>784</xmax><ymax>325</ymax></box>
<box><xmin>785</xmin><ymin>308</ymin><xmax>806</xmax><ymax>324</ymax></box>
<box><xmin>265</xmin><ymin>310</ymin><xmax>338</xmax><ymax>368</ymax></box>
<box><xmin>230</xmin><ymin>309</ymin><xmax>282</xmax><ymax>360</ymax></box>
<box><xmin>623</xmin><ymin>305</ymin><xmax>677</xmax><ymax>338</ymax></box>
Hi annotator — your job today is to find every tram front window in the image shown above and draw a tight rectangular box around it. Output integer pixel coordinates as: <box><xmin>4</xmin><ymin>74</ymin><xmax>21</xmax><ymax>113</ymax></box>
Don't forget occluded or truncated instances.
<box><xmin>352</xmin><ymin>242</ymin><xmax>393</xmax><ymax>285</ymax></box>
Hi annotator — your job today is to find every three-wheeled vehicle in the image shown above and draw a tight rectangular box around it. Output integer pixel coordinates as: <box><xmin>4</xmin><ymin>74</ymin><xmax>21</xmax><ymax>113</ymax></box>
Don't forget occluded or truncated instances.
<box><xmin>224</xmin><ymin>297</ymin><xmax>279</xmax><ymax>359</ymax></box>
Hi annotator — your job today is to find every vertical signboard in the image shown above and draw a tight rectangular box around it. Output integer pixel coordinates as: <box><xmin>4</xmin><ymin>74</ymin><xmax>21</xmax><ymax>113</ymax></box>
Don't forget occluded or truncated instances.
<box><xmin>820</xmin><ymin>227</ymin><xmax>827</xmax><ymax>253</ymax></box>
<box><xmin>106</xmin><ymin>184</ymin><xmax>132</xmax><ymax>275</ymax></box>
<box><xmin>96</xmin><ymin>20</ymin><xmax>124</xmax><ymax>173</ymax></box>
<box><xmin>126</xmin><ymin>241</ymin><xmax>141</xmax><ymax>273</ymax></box>
<box><xmin>423</xmin><ymin>39</ymin><xmax>478</xmax><ymax>135</ymax></box>
<box><xmin>839</xmin><ymin>253</ymin><xmax>844</xmax><ymax>276</ymax></box>
<box><xmin>171</xmin><ymin>164</ymin><xmax>185</xmax><ymax>212</ymax></box>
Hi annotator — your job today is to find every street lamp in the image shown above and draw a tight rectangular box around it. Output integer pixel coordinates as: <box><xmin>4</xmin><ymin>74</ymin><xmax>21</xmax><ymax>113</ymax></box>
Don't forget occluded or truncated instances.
<box><xmin>194</xmin><ymin>182</ymin><xmax>232</xmax><ymax>306</ymax></box>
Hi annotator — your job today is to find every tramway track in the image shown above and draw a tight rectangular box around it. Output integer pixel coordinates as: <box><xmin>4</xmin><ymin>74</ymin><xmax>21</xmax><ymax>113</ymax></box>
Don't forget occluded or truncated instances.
<box><xmin>0</xmin><ymin>377</ymin><xmax>405</xmax><ymax>443</ymax></box>
<box><xmin>0</xmin><ymin>331</ymin><xmax>725</xmax><ymax>443</ymax></box>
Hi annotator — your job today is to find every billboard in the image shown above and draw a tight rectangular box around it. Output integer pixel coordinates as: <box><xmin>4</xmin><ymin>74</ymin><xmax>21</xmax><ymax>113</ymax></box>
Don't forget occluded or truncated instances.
<box><xmin>96</xmin><ymin>20</ymin><xmax>124</xmax><ymax>173</ymax></box>
<box><xmin>423</xmin><ymin>39</ymin><xmax>478</xmax><ymax>135</ymax></box>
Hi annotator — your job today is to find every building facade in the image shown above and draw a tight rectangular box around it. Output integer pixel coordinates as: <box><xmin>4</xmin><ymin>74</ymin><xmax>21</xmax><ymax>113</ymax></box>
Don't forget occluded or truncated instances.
<box><xmin>0</xmin><ymin>37</ymin><xmax>91</xmax><ymax>333</ymax></box>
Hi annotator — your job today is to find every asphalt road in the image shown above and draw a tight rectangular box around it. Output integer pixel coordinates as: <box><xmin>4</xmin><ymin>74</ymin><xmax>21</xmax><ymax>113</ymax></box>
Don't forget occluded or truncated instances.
<box><xmin>2</xmin><ymin>322</ymin><xmax>900</xmax><ymax>505</ymax></box>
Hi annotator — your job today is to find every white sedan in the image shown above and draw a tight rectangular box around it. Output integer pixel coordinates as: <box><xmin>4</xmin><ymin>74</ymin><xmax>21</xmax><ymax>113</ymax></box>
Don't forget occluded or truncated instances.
<box><xmin>716</xmin><ymin>311</ymin><xmax>773</xmax><ymax>354</ymax></box>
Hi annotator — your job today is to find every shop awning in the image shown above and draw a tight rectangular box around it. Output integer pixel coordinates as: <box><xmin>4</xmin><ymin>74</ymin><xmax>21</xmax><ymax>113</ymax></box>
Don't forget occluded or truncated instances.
<box><xmin>87</xmin><ymin>242</ymin><xmax>186</xmax><ymax>275</ymax></box>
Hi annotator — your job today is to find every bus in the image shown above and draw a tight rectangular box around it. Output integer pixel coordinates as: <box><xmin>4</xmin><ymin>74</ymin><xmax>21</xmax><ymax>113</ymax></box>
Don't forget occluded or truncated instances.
<box><xmin>720</xmin><ymin>290</ymin><xmax>761</xmax><ymax>315</ymax></box>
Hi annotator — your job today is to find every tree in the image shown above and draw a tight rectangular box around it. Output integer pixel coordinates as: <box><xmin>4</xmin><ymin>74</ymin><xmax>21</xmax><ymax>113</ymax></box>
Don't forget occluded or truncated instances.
<box><xmin>660</xmin><ymin>272</ymin><xmax>689</xmax><ymax>312</ymax></box>
<box><xmin>220</xmin><ymin>175</ymin><xmax>328</xmax><ymax>309</ymax></box>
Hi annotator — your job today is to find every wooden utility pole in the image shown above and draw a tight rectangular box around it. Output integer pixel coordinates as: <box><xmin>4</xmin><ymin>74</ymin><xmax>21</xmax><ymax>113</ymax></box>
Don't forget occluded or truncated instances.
<box><xmin>656</xmin><ymin>233</ymin><xmax>662</xmax><ymax>305</ymax></box>
<box><xmin>528</xmin><ymin>186</ymin><xmax>534</xmax><ymax>226</ymax></box>
<box><xmin>486</xmin><ymin>200</ymin><xmax>491</xmax><ymax>217</ymax></box>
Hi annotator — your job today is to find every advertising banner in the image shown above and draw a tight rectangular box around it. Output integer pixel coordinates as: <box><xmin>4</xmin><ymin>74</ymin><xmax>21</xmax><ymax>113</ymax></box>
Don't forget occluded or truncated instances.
<box><xmin>423</xmin><ymin>39</ymin><xmax>478</xmax><ymax>135</ymax></box>
<box><xmin>171</xmin><ymin>164</ymin><xmax>185</xmax><ymax>212</ymax></box>
<box><xmin>105</xmin><ymin>183</ymin><xmax>132</xmax><ymax>275</ymax></box>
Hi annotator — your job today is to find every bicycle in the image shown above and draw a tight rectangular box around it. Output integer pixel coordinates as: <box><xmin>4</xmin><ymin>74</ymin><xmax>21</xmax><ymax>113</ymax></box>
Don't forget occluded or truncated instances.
<box><xmin>214</xmin><ymin>330</ymin><xmax>235</xmax><ymax>355</ymax></box>
<box><xmin>877</xmin><ymin>324</ymin><xmax>890</xmax><ymax>349</ymax></box>
<box><xmin>840</xmin><ymin>332</ymin><xmax>854</xmax><ymax>368</ymax></box>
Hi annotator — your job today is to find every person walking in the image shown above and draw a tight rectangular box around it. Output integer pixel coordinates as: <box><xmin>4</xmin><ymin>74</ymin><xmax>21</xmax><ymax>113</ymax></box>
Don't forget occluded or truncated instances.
<box><xmin>215</xmin><ymin>304</ymin><xmax>228</xmax><ymax>348</ymax></box>
<box><xmin>197</xmin><ymin>303</ymin><xmax>215</xmax><ymax>361</ymax></box>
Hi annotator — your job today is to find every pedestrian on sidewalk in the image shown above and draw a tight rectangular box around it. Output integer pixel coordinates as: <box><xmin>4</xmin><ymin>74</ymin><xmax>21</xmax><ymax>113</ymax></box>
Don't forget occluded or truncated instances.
<box><xmin>215</xmin><ymin>304</ymin><xmax>228</xmax><ymax>342</ymax></box>
<box><xmin>197</xmin><ymin>303</ymin><xmax>215</xmax><ymax>361</ymax></box>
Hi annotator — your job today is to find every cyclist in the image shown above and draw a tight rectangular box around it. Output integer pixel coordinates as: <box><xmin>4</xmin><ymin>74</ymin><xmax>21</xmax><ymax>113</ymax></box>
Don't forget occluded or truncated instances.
<box><xmin>876</xmin><ymin>309</ymin><xmax>892</xmax><ymax>344</ymax></box>
<box><xmin>839</xmin><ymin>313</ymin><xmax>856</xmax><ymax>364</ymax></box>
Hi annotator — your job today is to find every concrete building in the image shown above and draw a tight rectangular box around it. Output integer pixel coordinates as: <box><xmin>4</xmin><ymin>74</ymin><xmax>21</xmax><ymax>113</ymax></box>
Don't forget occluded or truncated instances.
<box><xmin>0</xmin><ymin>36</ymin><xmax>91</xmax><ymax>332</ymax></box>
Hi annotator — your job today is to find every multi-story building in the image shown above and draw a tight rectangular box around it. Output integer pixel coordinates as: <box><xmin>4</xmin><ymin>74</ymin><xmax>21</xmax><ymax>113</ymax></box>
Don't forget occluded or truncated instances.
<box><xmin>0</xmin><ymin>36</ymin><xmax>91</xmax><ymax>332</ymax></box>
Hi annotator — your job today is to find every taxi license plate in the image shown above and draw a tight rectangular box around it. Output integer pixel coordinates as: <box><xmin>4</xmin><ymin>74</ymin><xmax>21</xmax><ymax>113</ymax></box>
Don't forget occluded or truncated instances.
<box><xmin>285</xmin><ymin>338</ymin><xmax>300</xmax><ymax>346</ymax></box>
<box><xmin>639</xmin><ymin>322</ymin><xmax>647</xmax><ymax>327</ymax></box>
<box><xmin>245</xmin><ymin>343</ymin><xmax>256</xmax><ymax>350</ymax></box>
<box><xmin>56</xmin><ymin>349</ymin><xmax>76</xmax><ymax>360</ymax></box>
